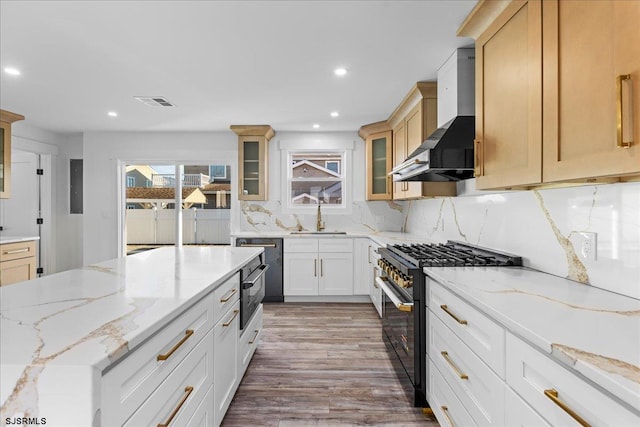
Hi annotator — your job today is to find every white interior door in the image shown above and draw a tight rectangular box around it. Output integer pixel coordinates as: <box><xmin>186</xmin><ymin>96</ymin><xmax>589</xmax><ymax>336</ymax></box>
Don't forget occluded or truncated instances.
<box><xmin>0</xmin><ymin>150</ymin><xmax>39</xmax><ymax>237</ymax></box>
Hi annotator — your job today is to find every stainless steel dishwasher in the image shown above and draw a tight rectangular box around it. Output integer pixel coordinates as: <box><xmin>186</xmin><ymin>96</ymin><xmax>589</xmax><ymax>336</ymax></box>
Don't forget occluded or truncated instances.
<box><xmin>235</xmin><ymin>238</ymin><xmax>283</xmax><ymax>302</ymax></box>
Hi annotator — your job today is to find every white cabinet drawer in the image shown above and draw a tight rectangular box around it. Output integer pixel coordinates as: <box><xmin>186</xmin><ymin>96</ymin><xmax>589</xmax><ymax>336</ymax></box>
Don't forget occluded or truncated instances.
<box><xmin>428</xmin><ymin>279</ymin><xmax>505</xmax><ymax>377</ymax></box>
<box><xmin>506</xmin><ymin>332</ymin><xmax>640</xmax><ymax>426</ymax></box>
<box><xmin>214</xmin><ymin>300</ymin><xmax>240</xmax><ymax>424</ymax></box>
<box><xmin>429</xmin><ymin>311</ymin><xmax>505</xmax><ymax>426</ymax></box>
<box><xmin>284</xmin><ymin>238</ymin><xmax>318</xmax><ymax>253</ymax></box>
<box><xmin>318</xmin><ymin>238</ymin><xmax>353</xmax><ymax>253</ymax></box>
<box><xmin>430</xmin><ymin>359</ymin><xmax>477</xmax><ymax>427</ymax></box>
<box><xmin>213</xmin><ymin>272</ymin><xmax>240</xmax><ymax>324</ymax></box>
<box><xmin>181</xmin><ymin>384</ymin><xmax>214</xmax><ymax>427</ymax></box>
<box><xmin>505</xmin><ymin>385</ymin><xmax>550</xmax><ymax>427</ymax></box>
<box><xmin>124</xmin><ymin>331</ymin><xmax>214</xmax><ymax>426</ymax></box>
<box><xmin>239</xmin><ymin>303</ymin><xmax>263</xmax><ymax>378</ymax></box>
<box><xmin>101</xmin><ymin>292</ymin><xmax>215</xmax><ymax>426</ymax></box>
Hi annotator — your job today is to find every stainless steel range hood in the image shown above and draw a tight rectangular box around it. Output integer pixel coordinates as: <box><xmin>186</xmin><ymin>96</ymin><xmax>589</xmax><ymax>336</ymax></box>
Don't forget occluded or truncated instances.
<box><xmin>390</xmin><ymin>116</ymin><xmax>475</xmax><ymax>182</ymax></box>
<box><xmin>392</xmin><ymin>48</ymin><xmax>475</xmax><ymax>182</ymax></box>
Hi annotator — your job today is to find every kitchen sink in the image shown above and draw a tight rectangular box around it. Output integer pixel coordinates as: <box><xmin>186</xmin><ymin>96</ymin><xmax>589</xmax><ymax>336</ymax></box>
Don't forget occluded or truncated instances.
<box><xmin>289</xmin><ymin>231</ymin><xmax>347</xmax><ymax>235</ymax></box>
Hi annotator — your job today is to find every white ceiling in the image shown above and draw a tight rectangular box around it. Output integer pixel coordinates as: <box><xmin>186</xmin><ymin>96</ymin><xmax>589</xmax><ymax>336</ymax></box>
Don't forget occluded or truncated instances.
<box><xmin>0</xmin><ymin>0</ymin><xmax>476</xmax><ymax>134</ymax></box>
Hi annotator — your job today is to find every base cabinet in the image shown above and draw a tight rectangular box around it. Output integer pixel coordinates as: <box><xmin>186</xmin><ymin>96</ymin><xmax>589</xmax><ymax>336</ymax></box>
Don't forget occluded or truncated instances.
<box><xmin>0</xmin><ymin>240</ymin><xmax>37</xmax><ymax>286</ymax></box>
<box><xmin>283</xmin><ymin>238</ymin><xmax>354</xmax><ymax>296</ymax></box>
<box><xmin>213</xmin><ymin>301</ymin><xmax>240</xmax><ymax>425</ymax></box>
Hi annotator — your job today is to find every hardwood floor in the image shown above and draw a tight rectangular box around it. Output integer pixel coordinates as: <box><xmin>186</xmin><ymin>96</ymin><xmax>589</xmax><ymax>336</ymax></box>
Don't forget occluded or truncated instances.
<box><xmin>222</xmin><ymin>303</ymin><xmax>438</xmax><ymax>426</ymax></box>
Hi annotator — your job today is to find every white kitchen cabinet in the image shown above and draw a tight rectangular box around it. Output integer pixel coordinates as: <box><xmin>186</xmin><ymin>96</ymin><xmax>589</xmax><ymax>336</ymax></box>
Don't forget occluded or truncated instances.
<box><xmin>505</xmin><ymin>385</ymin><xmax>550</xmax><ymax>427</ymax></box>
<box><xmin>506</xmin><ymin>332</ymin><xmax>639</xmax><ymax>426</ymax></box>
<box><xmin>429</xmin><ymin>359</ymin><xmax>478</xmax><ymax>427</ymax></box>
<box><xmin>102</xmin><ymin>292</ymin><xmax>216</xmax><ymax>426</ymax></box>
<box><xmin>214</xmin><ymin>300</ymin><xmax>240</xmax><ymax>425</ymax></box>
<box><xmin>353</xmin><ymin>238</ymin><xmax>371</xmax><ymax>295</ymax></box>
<box><xmin>283</xmin><ymin>238</ymin><xmax>354</xmax><ymax>296</ymax></box>
<box><xmin>369</xmin><ymin>241</ymin><xmax>383</xmax><ymax>318</ymax></box>
<box><xmin>123</xmin><ymin>332</ymin><xmax>214</xmax><ymax>426</ymax></box>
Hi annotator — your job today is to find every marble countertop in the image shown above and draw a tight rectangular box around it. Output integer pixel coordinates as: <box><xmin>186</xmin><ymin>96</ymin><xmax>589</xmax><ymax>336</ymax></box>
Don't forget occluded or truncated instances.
<box><xmin>424</xmin><ymin>266</ymin><xmax>640</xmax><ymax>411</ymax></box>
<box><xmin>0</xmin><ymin>235</ymin><xmax>40</xmax><ymax>244</ymax></box>
<box><xmin>231</xmin><ymin>230</ymin><xmax>431</xmax><ymax>247</ymax></box>
<box><xmin>1</xmin><ymin>246</ymin><xmax>261</xmax><ymax>422</ymax></box>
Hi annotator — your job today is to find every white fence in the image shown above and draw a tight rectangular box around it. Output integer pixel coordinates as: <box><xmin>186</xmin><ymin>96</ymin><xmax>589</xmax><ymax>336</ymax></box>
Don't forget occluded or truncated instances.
<box><xmin>126</xmin><ymin>208</ymin><xmax>231</xmax><ymax>245</ymax></box>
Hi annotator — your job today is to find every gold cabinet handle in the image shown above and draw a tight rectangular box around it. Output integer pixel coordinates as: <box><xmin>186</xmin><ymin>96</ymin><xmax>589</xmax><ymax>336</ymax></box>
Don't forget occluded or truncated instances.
<box><xmin>219</xmin><ymin>288</ymin><xmax>238</xmax><ymax>303</ymax></box>
<box><xmin>157</xmin><ymin>329</ymin><xmax>194</xmax><ymax>361</ymax></box>
<box><xmin>441</xmin><ymin>351</ymin><xmax>469</xmax><ymax>380</ymax></box>
<box><xmin>387</xmin><ymin>175</ymin><xmax>392</xmax><ymax>195</ymax></box>
<box><xmin>544</xmin><ymin>389</ymin><xmax>591</xmax><ymax>427</ymax></box>
<box><xmin>440</xmin><ymin>304</ymin><xmax>468</xmax><ymax>325</ymax></box>
<box><xmin>314</xmin><ymin>259</ymin><xmax>317</xmax><ymax>277</ymax></box>
<box><xmin>474</xmin><ymin>139</ymin><xmax>483</xmax><ymax>176</ymax></box>
<box><xmin>616</xmin><ymin>74</ymin><xmax>633</xmax><ymax>148</ymax></box>
<box><xmin>248</xmin><ymin>329</ymin><xmax>260</xmax><ymax>344</ymax></box>
<box><xmin>368</xmin><ymin>245</ymin><xmax>372</xmax><ymax>264</ymax></box>
<box><xmin>320</xmin><ymin>259</ymin><xmax>323</xmax><ymax>276</ymax></box>
<box><xmin>157</xmin><ymin>386</ymin><xmax>194</xmax><ymax>427</ymax></box>
<box><xmin>223</xmin><ymin>309</ymin><xmax>240</xmax><ymax>327</ymax></box>
<box><xmin>3</xmin><ymin>248</ymin><xmax>30</xmax><ymax>254</ymax></box>
<box><xmin>441</xmin><ymin>406</ymin><xmax>456</xmax><ymax>427</ymax></box>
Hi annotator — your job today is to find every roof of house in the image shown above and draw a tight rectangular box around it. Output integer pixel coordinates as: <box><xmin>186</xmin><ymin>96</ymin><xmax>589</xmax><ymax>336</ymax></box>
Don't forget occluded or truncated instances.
<box><xmin>125</xmin><ymin>165</ymin><xmax>157</xmax><ymax>182</ymax></box>
<box><xmin>126</xmin><ymin>187</ymin><xmax>206</xmax><ymax>203</ymax></box>
<box><xmin>202</xmin><ymin>183</ymin><xmax>231</xmax><ymax>192</ymax></box>
<box><xmin>292</xmin><ymin>160</ymin><xmax>341</xmax><ymax>178</ymax></box>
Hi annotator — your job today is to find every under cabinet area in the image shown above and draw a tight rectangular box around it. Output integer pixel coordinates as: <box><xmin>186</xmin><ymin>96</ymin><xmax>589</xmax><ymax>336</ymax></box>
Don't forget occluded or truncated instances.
<box><xmin>283</xmin><ymin>238</ymin><xmax>354</xmax><ymax>297</ymax></box>
<box><xmin>0</xmin><ymin>240</ymin><xmax>38</xmax><ymax>286</ymax></box>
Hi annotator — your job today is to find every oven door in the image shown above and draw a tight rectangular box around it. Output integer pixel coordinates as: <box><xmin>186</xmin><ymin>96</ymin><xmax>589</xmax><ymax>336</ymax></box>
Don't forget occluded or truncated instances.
<box><xmin>376</xmin><ymin>276</ymin><xmax>414</xmax><ymax>384</ymax></box>
<box><xmin>240</xmin><ymin>263</ymin><xmax>269</xmax><ymax>330</ymax></box>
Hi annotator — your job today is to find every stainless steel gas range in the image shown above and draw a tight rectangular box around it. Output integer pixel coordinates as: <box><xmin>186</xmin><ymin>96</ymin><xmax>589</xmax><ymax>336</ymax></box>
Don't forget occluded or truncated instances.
<box><xmin>375</xmin><ymin>240</ymin><xmax>522</xmax><ymax>408</ymax></box>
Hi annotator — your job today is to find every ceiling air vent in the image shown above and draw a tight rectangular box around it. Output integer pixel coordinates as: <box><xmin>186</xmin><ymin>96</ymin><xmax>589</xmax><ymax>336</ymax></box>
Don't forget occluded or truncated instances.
<box><xmin>134</xmin><ymin>96</ymin><xmax>175</xmax><ymax>107</ymax></box>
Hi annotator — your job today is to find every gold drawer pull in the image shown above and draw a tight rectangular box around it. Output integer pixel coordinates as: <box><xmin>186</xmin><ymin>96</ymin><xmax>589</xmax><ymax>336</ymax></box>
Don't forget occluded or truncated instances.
<box><xmin>157</xmin><ymin>386</ymin><xmax>194</xmax><ymax>427</ymax></box>
<box><xmin>157</xmin><ymin>329</ymin><xmax>194</xmax><ymax>361</ymax></box>
<box><xmin>441</xmin><ymin>351</ymin><xmax>469</xmax><ymax>380</ymax></box>
<box><xmin>3</xmin><ymin>248</ymin><xmax>30</xmax><ymax>255</ymax></box>
<box><xmin>219</xmin><ymin>288</ymin><xmax>238</xmax><ymax>303</ymax></box>
<box><xmin>223</xmin><ymin>309</ymin><xmax>239</xmax><ymax>327</ymax></box>
<box><xmin>616</xmin><ymin>74</ymin><xmax>633</xmax><ymax>148</ymax></box>
<box><xmin>248</xmin><ymin>329</ymin><xmax>260</xmax><ymax>344</ymax></box>
<box><xmin>441</xmin><ymin>405</ymin><xmax>456</xmax><ymax>427</ymax></box>
<box><xmin>314</xmin><ymin>259</ymin><xmax>317</xmax><ymax>277</ymax></box>
<box><xmin>544</xmin><ymin>389</ymin><xmax>591</xmax><ymax>427</ymax></box>
<box><xmin>474</xmin><ymin>139</ymin><xmax>483</xmax><ymax>177</ymax></box>
<box><xmin>320</xmin><ymin>259</ymin><xmax>323</xmax><ymax>276</ymax></box>
<box><xmin>440</xmin><ymin>305</ymin><xmax>468</xmax><ymax>325</ymax></box>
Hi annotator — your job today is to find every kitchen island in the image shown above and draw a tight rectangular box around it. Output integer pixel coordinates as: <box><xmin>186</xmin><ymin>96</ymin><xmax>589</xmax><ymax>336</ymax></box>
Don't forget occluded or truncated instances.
<box><xmin>0</xmin><ymin>245</ymin><xmax>261</xmax><ymax>426</ymax></box>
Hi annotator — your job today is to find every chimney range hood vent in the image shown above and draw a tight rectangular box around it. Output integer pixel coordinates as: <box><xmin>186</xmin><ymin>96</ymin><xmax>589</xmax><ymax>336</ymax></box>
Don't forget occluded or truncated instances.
<box><xmin>392</xmin><ymin>49</ymin><xmax>475</xmax><ymax>182</ymax></box>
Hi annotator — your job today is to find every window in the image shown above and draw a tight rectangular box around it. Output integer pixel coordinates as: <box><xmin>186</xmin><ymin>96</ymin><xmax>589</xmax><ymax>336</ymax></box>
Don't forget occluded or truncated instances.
<box><xmin>126</xmin><ymin>176</ymin><xmax>135</xmax><ymax>187</ymax></box>
<box><xmin>287</xmin><ymin>152</ymin><xmax>344</xmax><ymax>206</ymax></box>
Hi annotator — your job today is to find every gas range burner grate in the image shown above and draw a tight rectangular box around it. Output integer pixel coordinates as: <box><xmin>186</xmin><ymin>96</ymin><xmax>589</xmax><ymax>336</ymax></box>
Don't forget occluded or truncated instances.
<box><xmin>387</xmin><ymin>241</ymin><xmax>522</xmax><ymax>268</ymax></box>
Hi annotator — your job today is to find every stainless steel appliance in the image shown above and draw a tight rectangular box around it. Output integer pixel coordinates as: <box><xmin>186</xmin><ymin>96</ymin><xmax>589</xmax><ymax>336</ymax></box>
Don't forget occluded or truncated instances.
<box><xmin>376</xmin><ymin>240</ymin><xmax>522</xmax><ymax>407</ymax></box>
<box><xmin>239</xmin><ymin>255</ymin><xmax>269</xmax><ymax>330</ymax></box>
<box><xmin>236</xmin><ymin>238</ymin><xmax>284</xmax><ymax>302</ymax></box>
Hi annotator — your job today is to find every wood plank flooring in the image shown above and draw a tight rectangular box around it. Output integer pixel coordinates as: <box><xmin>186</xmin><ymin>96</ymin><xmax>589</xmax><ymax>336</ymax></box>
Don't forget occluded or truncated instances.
<box><xmin>221</xmin><ymin>303</ymin><xmax>438</xmax><ymax>426</ymax></box>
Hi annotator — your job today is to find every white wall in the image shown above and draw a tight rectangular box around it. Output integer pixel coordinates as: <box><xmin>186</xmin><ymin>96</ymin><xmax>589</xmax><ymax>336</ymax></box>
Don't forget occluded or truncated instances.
<box><xmin>82</xmin><ymin>131</ymin><xmax>237</xmax><ymax>264</ymax></box>
<box><xmin>237</xmin><ymin>131</ymin><xmax>404</xmax><ymax>233</ymax></box>
<box><xmin>404</xmin><ymin>179</ymin><xmax>640</xmax><ymax>300</ymax></box>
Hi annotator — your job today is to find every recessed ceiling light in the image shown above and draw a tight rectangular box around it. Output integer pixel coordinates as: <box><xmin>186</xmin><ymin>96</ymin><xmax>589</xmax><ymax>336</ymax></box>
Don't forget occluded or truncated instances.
<box><xmin>107</xmin><ymin>111</ymin><xmax>118</xmax><ymax>117</ymax></box>
<box><xmin>334</xmin><ymin>67</ymin><xmax>347</xmax><ymax>76</ymax></box>
<box><xmin>4</xmin><ymin>67</ymin><xmax>21</xmax><ymax>76</ymax></box>
<box><xmin>312</xmin><ymin>124</ymin><xmax>320</xmax><ymax>129</ymax></box>
<box><xmin>330</xmin><ymin>111</ymin><xmax>339</xmax><ymax>118</ymax></box>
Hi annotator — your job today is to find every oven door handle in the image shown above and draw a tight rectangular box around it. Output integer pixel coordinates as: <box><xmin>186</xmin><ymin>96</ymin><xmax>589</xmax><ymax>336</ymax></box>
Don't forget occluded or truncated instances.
<box><xmin>242</xmin><ymin>264</ymin><xmax>270</xmax><ymax>289</ymax></box>
<box><xmin>376</xmin><ymin>277</ymin><xmax>413</xmax><ymax>312</ymax></box>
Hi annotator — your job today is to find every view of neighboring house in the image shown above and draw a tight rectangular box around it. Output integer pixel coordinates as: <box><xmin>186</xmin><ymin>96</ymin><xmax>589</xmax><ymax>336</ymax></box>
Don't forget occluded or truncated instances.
<box><xmin>126</xmin><ymin>187</ymin><xmax>207</xmax><ymax>209</ymax></box>
<box><xmin>125</xmin><ymin>164</ymin><xmax>155</xmax><ymax>188</ymax></box>
<box><xmin>291</xmin><ymin>155</ymin><xmax>342</xmax><ymax>204</ymax></box>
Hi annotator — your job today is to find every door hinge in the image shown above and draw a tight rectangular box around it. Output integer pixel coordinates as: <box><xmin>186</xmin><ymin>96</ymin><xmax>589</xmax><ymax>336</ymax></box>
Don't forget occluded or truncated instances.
<box><xmin>37</xmin><ymin>218</ymin><xmax>44</xmax><ymax>224</ymax></box>
<box><xmin>37</xmin><ymin>267</ymin><xmax>44</xmax><ymax>274</ymax></box>
<box><xmin>37</xmin><ymin>168</ymin><xmax>44</xmax><ymax>175</ymax></box>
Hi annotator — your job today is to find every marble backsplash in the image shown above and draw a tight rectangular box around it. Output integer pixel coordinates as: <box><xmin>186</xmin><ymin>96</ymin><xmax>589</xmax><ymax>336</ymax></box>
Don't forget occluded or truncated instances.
<box><xmin>403</xmin><ymin>180</ymin><xmax>640</xmax><ymax>300</ymax></box>
<box><xmin>237</xmin><ymin>200</ymin><xmax>404</xmax><ymax>234</ymax></box>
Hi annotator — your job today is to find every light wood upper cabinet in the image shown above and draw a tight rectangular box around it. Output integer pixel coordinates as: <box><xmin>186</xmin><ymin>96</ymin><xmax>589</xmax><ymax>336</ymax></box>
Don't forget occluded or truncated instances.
<box><xmin>542</xmin><ymin>0</ymin><xmax>640</xmax><ymax>182</ymax></box>
<box><xmin>389</xmin><ymin>82</ymin><xmax>456</xmax><ymax>199</ymax></box>
<box><xmin>0</xmin><ymin>109</ymin><xmax>25</xmax><ymax>199</ymax></box>
<box><xmin>230</xmin><ymin>125</ymin><xmax>275</xmax><ymax>201</ymax></box>
<box><xmin>359</xmin><ymin>122</ymin><xmax>392</xmax><ymax>200</ymax></box>
<box><xmin>460</xmin><ymin>0</ymin><xmax>639</xmax><ymax>189</ymax></box>
<box><xmin>471</xmin><ymin>0</ymin><xmax>543</xmax><ymax>190</ymax></box>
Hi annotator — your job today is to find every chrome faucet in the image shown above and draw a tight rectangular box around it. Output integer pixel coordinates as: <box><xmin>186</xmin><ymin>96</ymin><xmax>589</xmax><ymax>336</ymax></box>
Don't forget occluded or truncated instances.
<box><xmin>316</xmin><ymin>204</ymin><xmax>325</xmax><ymax>232</ymax></box>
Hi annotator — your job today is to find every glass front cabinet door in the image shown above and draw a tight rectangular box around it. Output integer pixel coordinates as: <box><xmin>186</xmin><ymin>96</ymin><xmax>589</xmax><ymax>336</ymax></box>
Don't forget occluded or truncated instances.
<box><xmin>0</xmin><ymin>110</ymin><xmax>25</xmax><ymax>199</ymax></box>
<box><xmin>360</xmin><ymin>122</ymin><xmax>392</xmax><ymax>201</ymax></box>
<box><xmin>231</xmin><ymin>125</ymin><xmax>275</xmax><ymax>201</ymax></box>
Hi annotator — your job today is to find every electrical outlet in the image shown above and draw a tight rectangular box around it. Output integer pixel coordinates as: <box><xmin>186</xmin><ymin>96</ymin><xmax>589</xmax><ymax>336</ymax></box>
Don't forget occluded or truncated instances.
<box><xmin>579</xmin><ymin>232</ymin><xmax>597</xmax><ymax>261</ymax></box>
